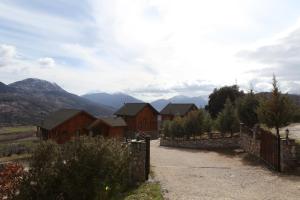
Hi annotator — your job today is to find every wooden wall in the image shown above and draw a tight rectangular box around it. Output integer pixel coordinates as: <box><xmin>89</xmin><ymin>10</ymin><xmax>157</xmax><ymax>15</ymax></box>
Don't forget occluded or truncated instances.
<box><xmin>48</xmin><ymin>112</ymin><xmax>96</xmax><ymax>144</ymax></box>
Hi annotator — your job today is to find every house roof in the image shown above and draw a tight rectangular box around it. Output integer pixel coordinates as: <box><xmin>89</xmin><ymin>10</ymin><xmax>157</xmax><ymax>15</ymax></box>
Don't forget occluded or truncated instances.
<box><xmin>114</xmin><ymin>103</ymin><xmax>158</xmax><ymax>116</ymax></box>
<box><xmin>87</xmin><ymin>117</ymin><xmax>127</xmax><ymax>129</ymax></box>
<box><xmin>38</xmin><ymin>109</ymin><xmax>92</xmax><ymax>130</ymax></box>
<box><xmin>160</xmin><ymin>103</ymin><xmax>198</xmax><ymax>116</ymax></box>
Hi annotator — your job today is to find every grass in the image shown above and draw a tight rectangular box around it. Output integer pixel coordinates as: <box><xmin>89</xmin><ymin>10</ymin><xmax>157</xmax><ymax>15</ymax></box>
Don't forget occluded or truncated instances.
<box><xmin>123</xmin><ymin>182</ymin><xmax>163</xmax><ymax>200</ymax></box>
<box><xmin>0</xmin><ymin>126</ymin><xmax>36</xmax><ymax>135</ymax></box>
<box><xmin>0</xmin><ymin>153</ymin><xmax>31</xmax><ymax>163</ymax></box>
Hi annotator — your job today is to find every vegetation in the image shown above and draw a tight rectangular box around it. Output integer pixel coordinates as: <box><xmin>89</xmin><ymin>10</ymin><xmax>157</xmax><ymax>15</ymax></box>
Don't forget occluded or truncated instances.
<box><xmin>0</xmin><ymin>126</ymin><xmax>36</xmax><ymax>135</ymax></box>
<box><xmin>205</xmin><ymin>85</ymin><xmax>244</xmax><ymax>118</ymax></box>
<box><xmin>215</xmin><ymin>98</ymin><xmax>239</xmax><ymax>135</ymax></box>
<box><xmin>124</xmin><ymin>182</ymin><xmax>163</xmax><ymax>200</ymax></box>
<box><xmin>237</xmin><ymin>91</ymin><xmax>259</xmax><ymax>128</ymax></box>
<box><xmin>0</xmin><ymin>163</ymin><xmax>25</xmax><ymax>200</ymax></box>
<box><xmin>257</xmin><ymin>75</ymin><xmax>295</xmax><ymax>136</ymax></box>
<box><xmin>16</xmin><ymin>137</ymin><xmax>132</xmax><ymax>200</ymax></box>
<box><xmin>162</xmin><ymin>109</ymin><xmax>212</xmax><ymax>138</ymax></box>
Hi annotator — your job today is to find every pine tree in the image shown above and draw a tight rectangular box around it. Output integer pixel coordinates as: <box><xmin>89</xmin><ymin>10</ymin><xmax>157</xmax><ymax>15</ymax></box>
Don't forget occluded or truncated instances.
<box><xmin>257</xmin><ymin>75</ymin><xmax>295</xmax><ymax>136</ymax></box>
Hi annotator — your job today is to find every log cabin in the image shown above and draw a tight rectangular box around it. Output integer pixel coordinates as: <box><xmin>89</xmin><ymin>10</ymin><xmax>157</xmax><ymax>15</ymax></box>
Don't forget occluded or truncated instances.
<box><xmin>114</xmin><ymin>103</ymin><xmax>159</xmax><ymax>137</ymax></box>
<box><xmin>37</xmin><ymin>109</ymin><xmax>96</xmax><ymax>144</ymax></box>
<box><xmin>160</xmin><ymin>103</ymin><xmax>198</xmax><ymax>123</ymax></box>
<box><xmin>87</xmin><ymin>117</ymin><xmax>127</xmax><ymax>138</ymax></box>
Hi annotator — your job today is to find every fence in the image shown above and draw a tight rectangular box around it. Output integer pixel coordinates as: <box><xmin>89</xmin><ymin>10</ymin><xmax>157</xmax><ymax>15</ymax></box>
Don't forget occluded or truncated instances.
<box><xmin>240</xmin><ymin>125</ymin><xmax>299</xmax><ymax>172</ymax></box>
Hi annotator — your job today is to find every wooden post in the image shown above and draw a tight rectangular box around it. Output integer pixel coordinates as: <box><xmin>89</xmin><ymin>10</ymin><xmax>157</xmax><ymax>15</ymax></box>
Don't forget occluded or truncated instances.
<box><xmin>145</xmin><ymin>136</ymin><xmax>150</xmax><ymax>180</ymax></box>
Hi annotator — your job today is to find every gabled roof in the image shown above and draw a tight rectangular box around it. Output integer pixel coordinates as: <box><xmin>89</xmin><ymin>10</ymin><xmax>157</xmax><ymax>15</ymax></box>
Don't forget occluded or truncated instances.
<box><xmin>160</xmin><ymin>103</ymin><xmax>198</xmax><ymax>116</ymax></box>
<box><xmin>114</xmin><ymin>103</ymin><xmax>158</xmax><ymax>116</ymax></box>
<box><xmin>39</xmin><ymin>109</ymin><xmax>94</xmax><ymax>130</ymax></box>
<box><xmin>87</xmin><ymin>117</ymin><xmax>127</xmax><ymax>129</ymax></box>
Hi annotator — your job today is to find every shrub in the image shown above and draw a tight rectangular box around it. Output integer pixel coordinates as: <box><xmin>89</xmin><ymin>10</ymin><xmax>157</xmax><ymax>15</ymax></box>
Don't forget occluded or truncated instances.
<box><xmin>162</xmin><ymin>120</ymin><xmax>172</xmax><ymax>138</ymax></box>
<box><xmin>169</xmin><ymin>117</ymin><xmax>185</xmax><ymax>138</ymax></box>
<box><xmin>184</xmin><ymin>109</ymin><xmax>212</xmax><ymax>138</ymax></box>
<box><xmin>16</xmin><ymin>137</ymin><xmax>131</xmax><ymax>200</ymax></box>
<box><xmin>0</xmin><ymin>163</ymin><xmax>25</xmax><ymax>199</ymax></box>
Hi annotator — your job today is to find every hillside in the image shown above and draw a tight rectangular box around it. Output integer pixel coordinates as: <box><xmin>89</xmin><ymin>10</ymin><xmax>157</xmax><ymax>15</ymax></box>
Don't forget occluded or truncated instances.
<box><xmin>0</xmin><ymin>79</ymin><xmax>114</xmax><ymax>126</ymax></box>
<box><xmin>151</xmin><ymin>95</ymin><xmax>207</xmax><ymax>111</ymax></box>
<box><xmin>82</xmin><ymin>92</ymin><xmax>143</xmax><ymax>109</ymax></box>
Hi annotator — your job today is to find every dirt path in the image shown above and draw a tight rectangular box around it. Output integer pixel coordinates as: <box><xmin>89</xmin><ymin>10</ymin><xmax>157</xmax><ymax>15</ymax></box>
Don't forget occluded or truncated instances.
<box><xmin>151</xmin><ymin>140</ymin><xmax>300</xmax><ymax>200</ymax></box>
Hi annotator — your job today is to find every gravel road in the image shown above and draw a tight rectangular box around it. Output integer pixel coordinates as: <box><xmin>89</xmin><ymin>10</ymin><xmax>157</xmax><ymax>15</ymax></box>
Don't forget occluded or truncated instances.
<box><xmin>151</xmin><ymin>140</ymin><xmax>300</xmax><ymax>200</ymax></box>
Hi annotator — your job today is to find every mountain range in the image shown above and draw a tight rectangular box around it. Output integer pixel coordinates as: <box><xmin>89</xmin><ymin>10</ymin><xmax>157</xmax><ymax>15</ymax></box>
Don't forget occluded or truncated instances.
<box><xmin>82</xmin><ymin>92</ymin><xmax>143</xmax><ymax>109</ymax></box>
<box><xmin>0</xmin><ymin>78</ymin><xmax>114</xmax><ymax>126</ymax></box>
<box><xmin>81</xmin><ymin>93</ymin><xmax>207</xmax><ymax>111</ymax></box>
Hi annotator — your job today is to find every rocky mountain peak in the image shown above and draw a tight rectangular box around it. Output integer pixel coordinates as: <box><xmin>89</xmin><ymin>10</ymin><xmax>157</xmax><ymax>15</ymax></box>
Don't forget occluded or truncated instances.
<box><xmin>9</xmin><ymin>78</ymin><xmax>64</xmax><ymax>92</ymax></box>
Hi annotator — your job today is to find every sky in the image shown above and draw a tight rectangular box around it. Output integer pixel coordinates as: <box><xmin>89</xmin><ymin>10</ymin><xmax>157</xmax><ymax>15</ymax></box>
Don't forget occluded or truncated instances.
<box><xmin>0</xmin><ymin>0</ymin><xmax>300</xmax><ymax>101</ymax></box>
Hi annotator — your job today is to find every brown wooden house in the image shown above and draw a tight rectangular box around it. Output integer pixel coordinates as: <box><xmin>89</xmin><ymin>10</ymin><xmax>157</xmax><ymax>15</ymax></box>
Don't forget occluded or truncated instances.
<box><xmin>160</xmin><ymin>103</ymin><xmax>198</xmax><ymax>122</ymax></box>
<box><xmin>87</xmin><ymin>117</ymin><xmax>127</xmax><ymax>138</ymax></box>
<box><xmin>114</xmin><ymin>103</ymin><xmax>159</xmax><ymax>137</ymax></box>
<box><xmin>37</xmin><ymin>109</ymin><xmax>96</xmax><ymax>144</ymax></box>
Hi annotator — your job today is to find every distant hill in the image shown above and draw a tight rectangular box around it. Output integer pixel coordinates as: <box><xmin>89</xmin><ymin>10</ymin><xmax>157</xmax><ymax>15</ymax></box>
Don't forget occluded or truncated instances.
<box><xmin>151</xmin><ymin>95</ymin><xmax>207</xmax><ymax>111</ymax></box>
<box><xmin>0</xmin><ymin>78</ymin><xmax>114</xmax><ymax>126</ymax></box>
<box><xmin>82</xmin><ymin>92</ymin><xmax>143</xmax><ymax>109</ymax></box>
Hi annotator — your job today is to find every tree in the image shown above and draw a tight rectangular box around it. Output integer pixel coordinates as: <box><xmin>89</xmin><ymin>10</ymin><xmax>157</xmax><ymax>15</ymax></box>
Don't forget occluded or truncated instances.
<box><xmin>237</xmin><ymin>90</ymin><xmax>259</xmax><ymax>128</ymax></box>
<box><xmin>206</xmin><ymin>85</ymin><xmax>244</xmax><ymax>118</ymax></box>
<box><xmin>216</xmin><ymin>98</ymin><xmax>240</xmax><ymax>136</ymax></box>
<box><xmin>257</xmin><ymin>75</ymin><xmax>295</xmax><ymax>136</ymax></box>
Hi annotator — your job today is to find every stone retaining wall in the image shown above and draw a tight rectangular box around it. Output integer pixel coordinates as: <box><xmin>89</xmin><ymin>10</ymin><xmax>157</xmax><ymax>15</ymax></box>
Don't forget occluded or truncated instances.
<box><xmin>160</xmin><ymin>137</ymin><xmax>240</xmax><ymax>149</ymax></box>
<box><xmin>239</xmin><ymin>133</ymin><xmax>261</xmax><ymax>157</ymax></box>
<box><xmin>280</xmin><ymin>138</ymin><xmax>298</xmax><ymax>172</ymax></box>
<box><xmin>128</xmin><ymin>140</ymin><xmax>147</xmax><ymax>183</ymax></box>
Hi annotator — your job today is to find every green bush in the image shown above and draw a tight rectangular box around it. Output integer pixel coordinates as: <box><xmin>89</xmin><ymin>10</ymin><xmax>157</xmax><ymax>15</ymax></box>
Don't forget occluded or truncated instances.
<box><xmin>169</xmin><ymin>117</ymin><xmax>185</xmax><ymax>138</ymax></box>
<box><xmin>162</xmin><ymin>110</ymin><xmax>213</xmax><ymax>139</ymax></box>
<box><xmin>16</xmin><ymin>137</ymin><xmax>131</xmax><ymax>200</ymax></box>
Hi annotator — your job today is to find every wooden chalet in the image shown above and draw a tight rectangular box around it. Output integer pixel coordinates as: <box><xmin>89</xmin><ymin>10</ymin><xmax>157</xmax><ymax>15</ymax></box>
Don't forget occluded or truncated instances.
<box><xmin>160</xmin><ymin>103</ymin><xmax>198</xmax><ymax>122</ymax></box>
<box><xmin>37</xmin><ymin>109</ymin><xmax>96</xmax><ymax>144</ymax></box>
<box><xmin>114</xmin><ymin>103</ymin><xmax>159</xmax><ymax>136</ymax></box>
<box><xmin>87</xmin><ymin>117</ymin><xmax>127</xmax><ymax>138</ymax></box>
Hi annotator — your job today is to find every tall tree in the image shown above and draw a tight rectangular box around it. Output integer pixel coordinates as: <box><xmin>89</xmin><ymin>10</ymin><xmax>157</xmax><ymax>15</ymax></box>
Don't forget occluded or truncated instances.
<box><xmin>237</xmin><ymin>90</ymin><xmax>259</xmax><ymax>128</ymax></box>
<box><xmin>206</xmin><ymin>85</ymin><xmax>244</xmax><ymax>118</ymax></box>
<box><xmin>216</xmin><ymin>98</ymin><xmax>240</xmax><ymax>136</ymax></box>
<box><xmin>257</xmin><ymin>75</ymin><xmax>295</xmax><ymax>136</ymax></box>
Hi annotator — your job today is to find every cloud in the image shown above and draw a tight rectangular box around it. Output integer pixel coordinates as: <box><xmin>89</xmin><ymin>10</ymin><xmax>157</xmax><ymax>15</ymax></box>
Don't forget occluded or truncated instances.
<box><xmin>38</xmin><ymin>57</ymin><xmax>55</xmax><ymax>68</ymax></box>
<box><xmin>126</xmin><ymin>80</ymin><xmax>218</xmax><ymax>100</ymax></box>
<box><xmin>238</xmin><ymin>21</ymin><xmax>300</xmax><ymax>94</ymax></box>
<box><xmin>1</xmin><ymin>0</ymin><xmax>300</xmax><ymax>100</ymax></box>
<box><xmin>0</xmin><ymin>44</ymin><xmax>16</xmax><ymax>67</ymax></box>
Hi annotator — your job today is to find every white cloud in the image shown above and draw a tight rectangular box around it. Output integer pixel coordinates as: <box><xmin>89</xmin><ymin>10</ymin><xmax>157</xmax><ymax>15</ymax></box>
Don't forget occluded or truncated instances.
<box><xmin>0</xmin><ymin>44</ymin><xmax>16</xmax><ymax>67</ymax></box>
<box><xmin>38</xmin><ymin>57</ymin><xmax>55</xmax><ymax>68</ymax></box>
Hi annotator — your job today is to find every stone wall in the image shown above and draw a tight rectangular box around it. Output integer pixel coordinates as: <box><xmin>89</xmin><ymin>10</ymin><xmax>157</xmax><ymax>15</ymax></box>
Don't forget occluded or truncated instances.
<box><xmin>239</xmin><ymin>132</ymin><xmax>261</xmax><ymax>157</ymax></box>
<box><xmin>280</xmin><ymin>138</ymin><xmax>298</xmax><ymax>172</ymax></box>
<box><xmin>160</xmin><ymin>137</ymin><xmax>240</xmax><ymax>149</ymax></box>
<box><xmin>128</xmin><ymin>140</ymin><xmax>147</xmax><ymax>183</ymax></box>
